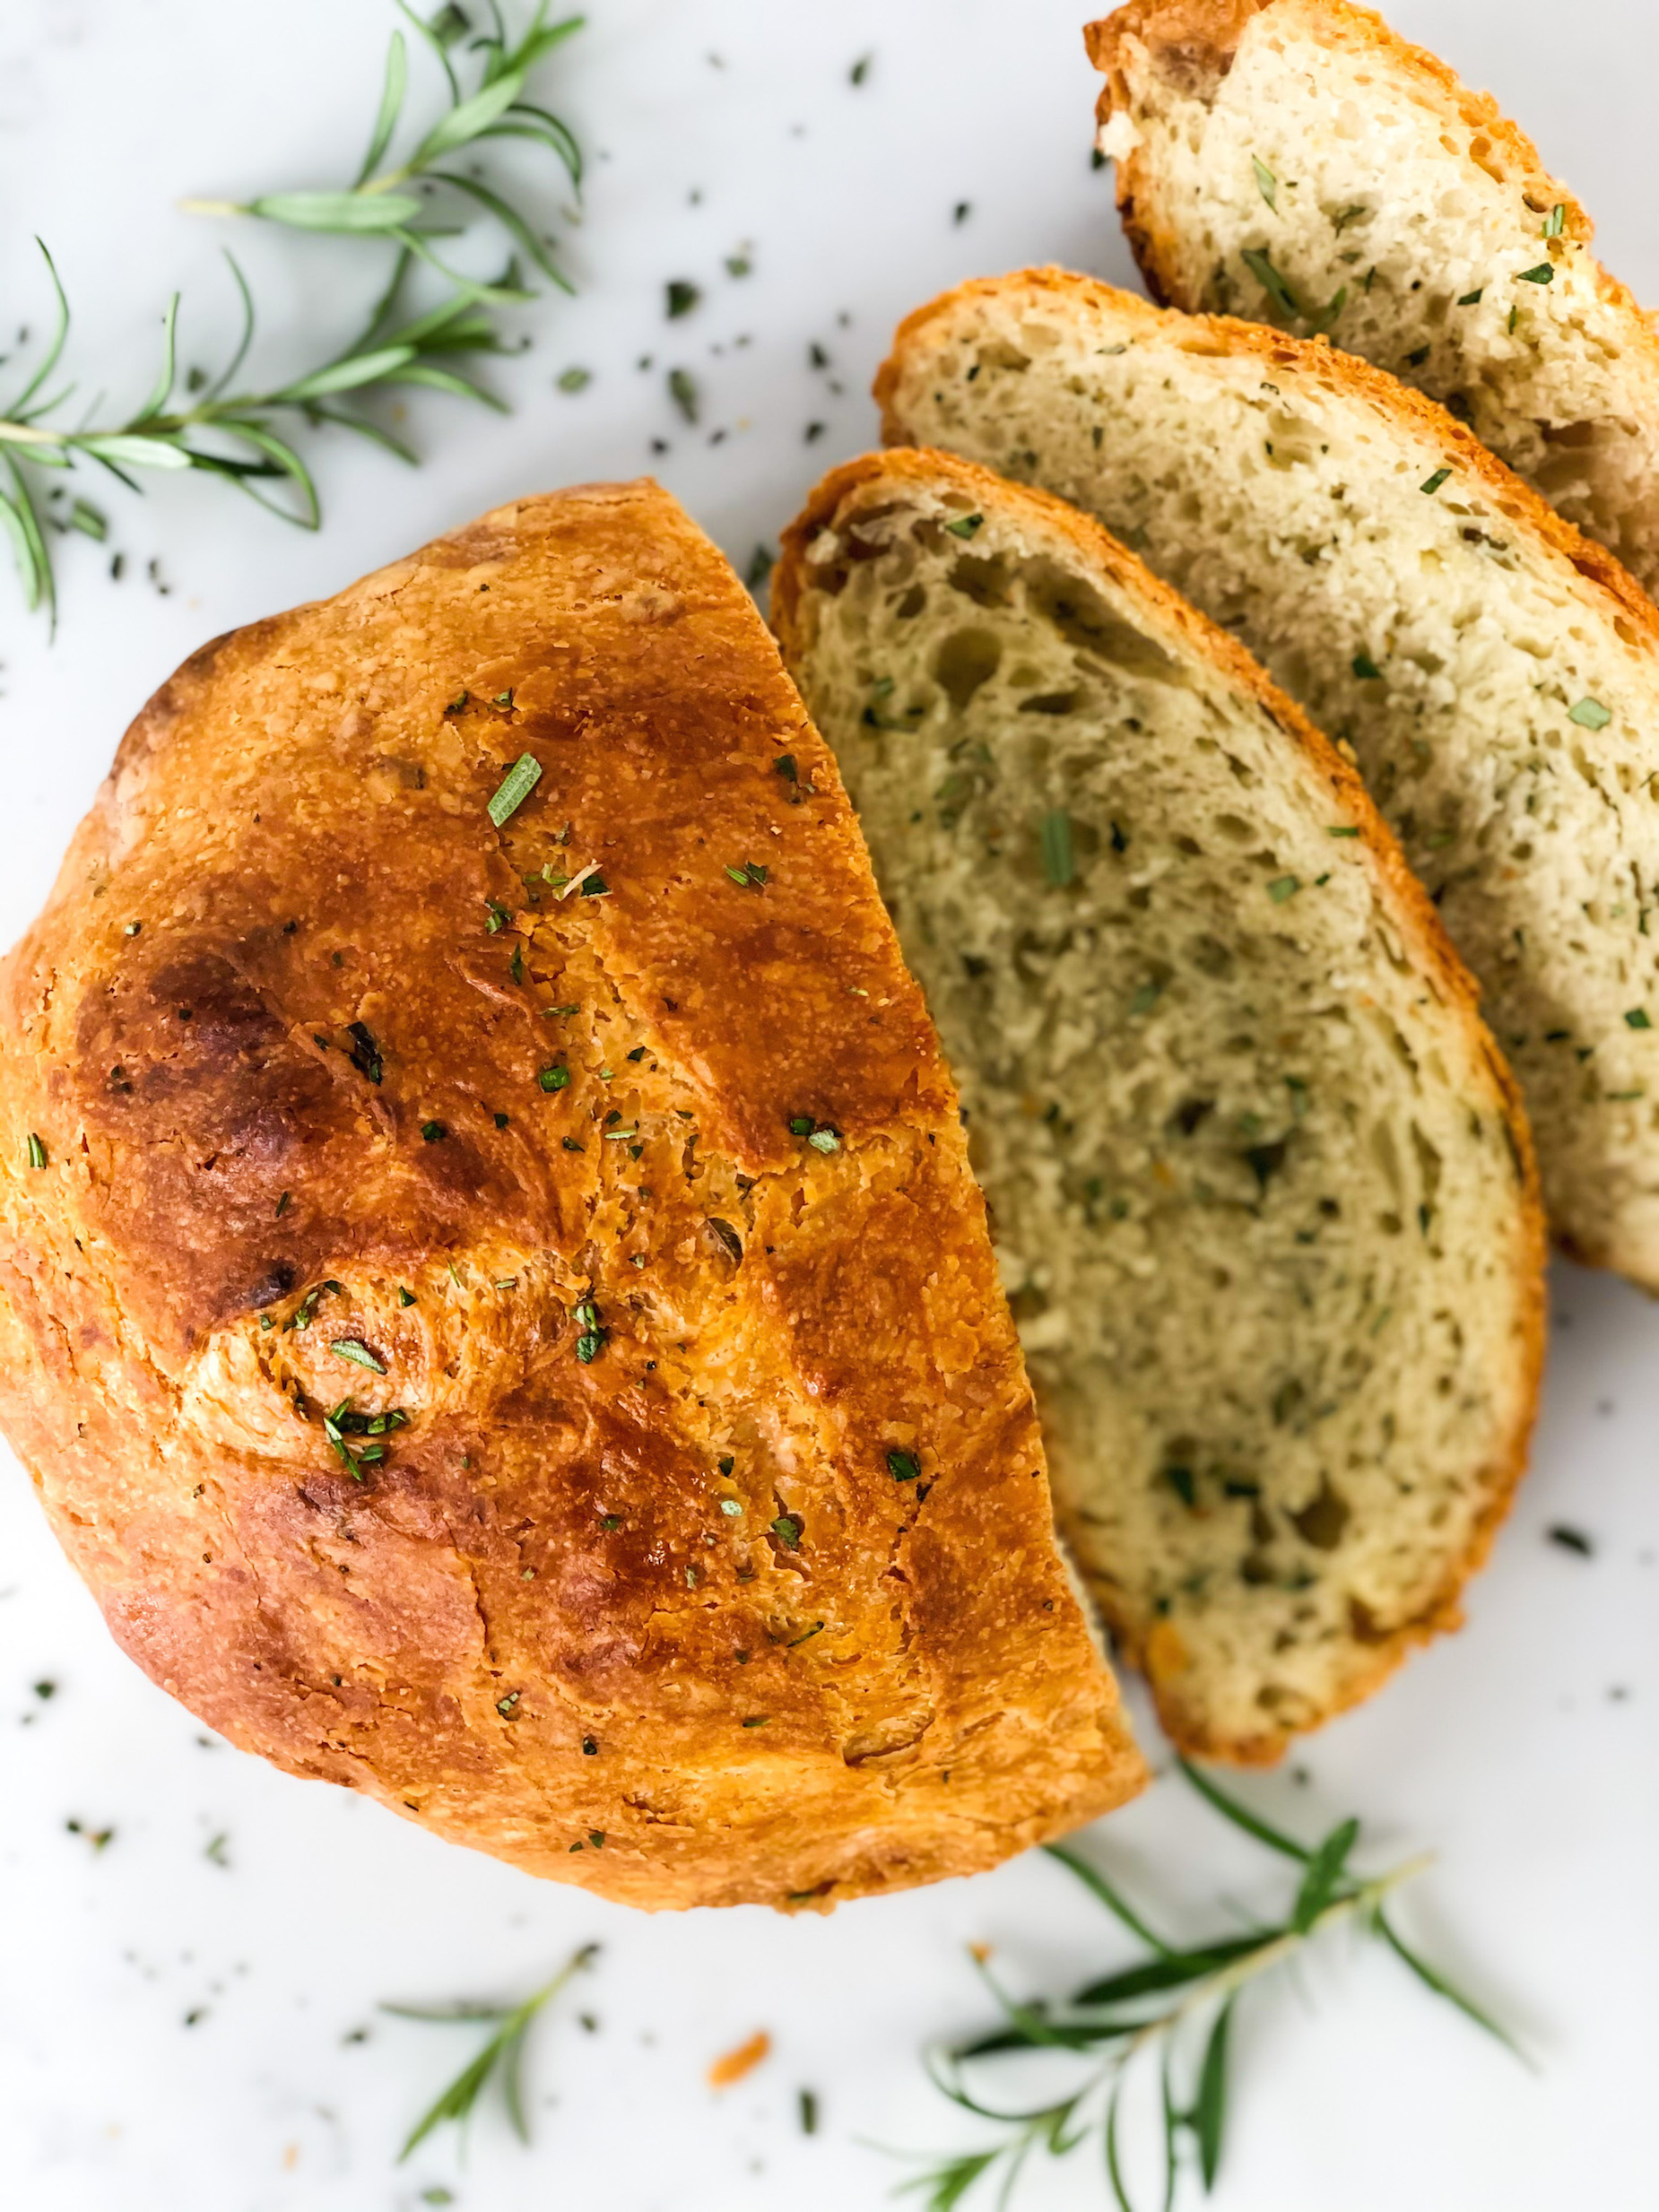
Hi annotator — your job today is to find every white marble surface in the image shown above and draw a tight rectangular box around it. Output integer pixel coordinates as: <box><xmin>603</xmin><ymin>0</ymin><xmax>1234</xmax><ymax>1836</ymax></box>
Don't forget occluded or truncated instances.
<box><xmin>1</xmin><ymin>3</ymin><xmax>1656</xmax><ymax>2206</ymax></box>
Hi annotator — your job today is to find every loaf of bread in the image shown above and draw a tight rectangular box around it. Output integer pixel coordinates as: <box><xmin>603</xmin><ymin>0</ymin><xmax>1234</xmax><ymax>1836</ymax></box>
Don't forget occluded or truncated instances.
<box><xmin>774</xmin><ymin>447</ymin><xmax>1543</xmax><ymax>1762</ymax></box>
<box><xmin>1084</xmin><ymin>0</ymin><xmax>1659</xmax><ymax>597</ymax></box>
<box><xmin>0</xmin><ymin>481</ymin><xmax>1145</xmax><ymax>1908</ymax></box>
<box><xmin>877</xmin><ymin>268</ymin><xmax>1659</xmax><ymax>1286</ymax></box>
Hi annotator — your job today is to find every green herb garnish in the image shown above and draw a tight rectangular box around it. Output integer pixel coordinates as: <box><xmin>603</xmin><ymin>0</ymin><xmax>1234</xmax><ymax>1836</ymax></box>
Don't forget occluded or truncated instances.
<box><xmin>385</xmin><ymin>1943</ymin><xmax>599</xmax><ymax>2162</ymax></box>
<box><xmin>770</xmin><ymin>1514</ymin><xmax>803</xmax><ymax>1548</ymax></box>
<box><xmin>1351</xmin><ymin>650</ymin><xmax>1383</xmax><ymax>680</ymax></box>
<box><xmin>25</xmin><ymin>1132</ymin><xmax>47</xmax><ymax>1170</ymax></box>
<box><xmin>665</xmin><ymin>279</ymin><xmax>700</xmax><ymax>319</ymax></box>
<box><xmin>888</xmin><ymin>1449</ymin><xmax>921</xmax><ymax>1482</ymax></box>
<box><xmin>3</xmin><ymin>6</ymin><xmax>584</xmax><ymax>629</ymax></box>
<box><xmin>421</xmin><ymin>1120</ymin><xmax>447</xmax><ymax>1141</ymax></box>
<box><xmin>1625</xmin><ymin>1009</ymin><xmax>1651</xmax><ymax>1030</ymax></box>
<box><xmin>1420</xmin><ymin>466</ymin><xmax>1451</xmax><ymax>495</ymax></box>
<box><xmin>540</xmin><ymin>1063</ymin><xmax>570</xmax><ymax>1091</ymax></box>
<box><xmin>1458</xmin><ymin>287</ymin><xmax>1484</xmax><ymax>306</ymax></box>
<box><xmin>1250</xmin><ymin>154</ymin><xmax>1278</xmax><ymax>210</ymax></box>
<box><xmin>1267</xmin><ymin>875</ymin><xmax>1300</xmax><ymax>902</ymax></box>
<box><xmin>1516</xmin><ymin>262</ymin><xmax>1554</xmax><ymax>284</ymax></box>
<box><xmin>668</xmin><ymin>366</ymin><xmax>699</xmax><ymax>423</ymax></box>
<box><xmin>902</xmin><ymin>1763</ymin><xmax>1518</xmax><ymax>2212</ymax></box>
<box><xmin>346</xmin><ymin>1020</ymin><xmax>384</xmax><ymax>1084</ymax></box>
<box><xmin>944</xmin><ymin>512</ymin><xmax>985</xmax><ymax>539</ymax></box>
<box><xmin>1040</xmin><ymin>809</ymin><xmax>1075</xmax><ymax>888</ymax></box>
<box><xmin>1239</xmin><ymin>247</ymin><xmax>1301</xmax><ymax>319</ymax></box>
<box><xmin>1543</xmin><ymin>204</ymin><xmax>1566</xmax><ymax>238</ymax></box>
<box><xmin>330</xmin><ymin>1337</ymin><xmax>387</xmax><ymax>1374</ymax></box>
<box><xmin>488</xmin><ymin>751</ymin><xmax>543</xmax><ymax>828</ymax></box>
<box><xmin>1568</xmin><ymin>697</ymin><xmax>1611</xmax><ymax>729</ymax></box>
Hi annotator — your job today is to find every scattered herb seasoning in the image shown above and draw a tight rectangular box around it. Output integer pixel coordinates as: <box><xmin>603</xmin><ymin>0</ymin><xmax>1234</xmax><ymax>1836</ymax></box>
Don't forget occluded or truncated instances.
<box><xmin>540</xmin><ymin>1063</ymin><xmax>570</xmax><ymax>1091</ymax></box>
<box><xmin>1516</xmin><ymin>262</ymin><xmax>1554</xmax><ymax>284</ymax></box>
<box><xmin>1328</xmin><ymin>824</ymin><xmax>1361</xmax><ymax>838</ymax></box>
<box><xmin>745</xmin><ymin>543</ymin><xmax>776</xmax><ymax>590</ymax></box>
<box><xmin>1351</xmin><ymin>650</ymin><xmax>1383</xmax><ymax>680</ymax></box>
<box><xmin>346</xmin><ymin>1020</ymin><xmax>384</xmax><ymax>1083</ymax></box>
<box><xmin>1548</xmin><ymin>1523</ymin><xmax>1594</xmax><ymax>1556</ymax></box>
<box><xmin>573</xmin><ymin>1297</ymin><xmax>605</xmax><ymax>1362</ymax></box>
<box><xmin>1250</xmin><ymin>155</ymin><xmax>1278</xmax><ymax>211</ymax></box>
<box><xmin>944</xmin><ymin>511</ymin><xmax>984</xmax><ymax>540</ymax></box>
<box><xmin>1568</xmin><ymin>697</ymin><xmax>1611</xmax><ymax>729</ymax></box>
<box><xmin>1420</xmin><ymin>467</ymin><xmax>1451</xmax><ymax>495</ymax></box>
<box><xmin>799</xmin><ymin>2087</ymin><xmax>820</xmax><ymax>2134</ymax></box>
<box><xmin>770</xmin><ymin>1514</ymin><xmax>803</xmax><ymax>1548</ymax></box>
<box><xmin>557</xmin><ymin>365</ymin><xmax>591</xmax><ymax>392</ymax></box>
<box><xmin>668</xmin><ymin>366</ymin><xmax>699</xmax><ymax>422</ymax></box>
<box><xmin>1543</xmin><ymin>204</ymin><xmax>1566</xmax><ymax>238</ymax></box>
<box><xmin>1458</xmin><ymin>287</ymin><xmax>1484</xmax><ymax>306</ymax></box>
<box><xmin>888</xmin><ymin>1449</ymin><xmax>921</xmax><ymax>1482</ymax></box>
<box><xmin>742</xmin><ymin>1715</ymin><xmax>769</xmax><ymax>1728</ymax></box>
<box><xmin>398</xmin><ymin>1286</ymin><xmax>417</xmax><ymax>1306</ymax></box>
<box><xmin>1268</xmin><ymin>875</ymin><xmax>1301</xmax><ymax>902</ymax></box>
<box><xmin>665</xmin><ymin>279</ymin><xmax>701</xmax><ymax>319</ymax></box>
<box><xmin>489</xmin><ymin>751</ymin><xmax>543</xmax><ymax>828</ymax></box>
<box><xmin>284</xmin><ymin>1279</ymin><xmax>342</xmax><ymax>1333</ymax></box>
<box><xmin>1239</xmin><ymin>247</ymin><xmax>1301</xmax><ymax>319</ymax></box>
<box><xmin>25</xmin><ymin>1132</ymin><xmax>46</xmax><ymax>1169</ymax></box>
<box><xmin>497</xmin><ymin>1690</ymin><xmax>521</xmax><ymax>1718</ymax></box>
<box><xmin>850</xmin><ymin>53</ymin><xmax>872</xmax><ymax>85</ymax></box>
<box><xmin>1130</xmin><ymin>981</ymin><xmax>1162</xmax><ymax>1016</ymax></box>
<box><xmin>330</xmin><ymin>1337</ymin><xmax>387</xmax><ymax>1374</ymax></box>
<box><xmin>1040</xmin><ymin>808</ymin><xmax>1075</xmax><ymax>888</ymax></box>
<box><xmin>1404</xmin><ymin>344</ymin><xmax>1431</xmax><ymax>367</ymax></box>
<box><xmin>421</xmin><ymin>1120</ymin><xmax>447</xmax><ymax>1141</ymax></box>
<box><xmin>725</xmin><ymin>861</ymin><xmax>769</xmax><ymax>889</ymax></box>
<box><xmin>1165</xmin><ymin>1463</ymin><xmax>1197</xmax><ymax>1508</ymax></box>
<box><xmin>1624</xmin><ymin>1009</ymin><xmax>1651</xmax><ymax>1030</ymax></box>
<box><xmin>485</xmin><ymin>899</ymin><xmax>513</xmax><ymax>933</ymax></box>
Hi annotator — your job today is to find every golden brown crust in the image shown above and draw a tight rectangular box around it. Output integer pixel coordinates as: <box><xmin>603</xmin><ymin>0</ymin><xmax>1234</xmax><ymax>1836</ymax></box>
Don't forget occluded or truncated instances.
<box><xmin>776</xmin><ymin>446</ymin><xmax>1546</xmax><ymax>1765</ymax></box>
<box><xmin>1082</xmin><ymin>0</ymin><xmax>1658</xmax><ymax>390</ymax></box>
<box><xmin>0</xmin><ymin>481</ymin><xmax>1144</xmax><ymax>1904</ymax></box>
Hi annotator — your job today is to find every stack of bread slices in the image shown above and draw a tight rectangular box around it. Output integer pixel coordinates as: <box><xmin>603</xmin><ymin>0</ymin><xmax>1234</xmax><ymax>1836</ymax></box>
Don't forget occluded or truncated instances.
<box><xmin>778</xmin><ymin>0</ymin><xmax>1659</xmax><ymax>1773</ymax></box>
<box><xmin>0</xmin><ymin>0</ymin><xmax>1646</xmax><ymax>1913</ymax></box>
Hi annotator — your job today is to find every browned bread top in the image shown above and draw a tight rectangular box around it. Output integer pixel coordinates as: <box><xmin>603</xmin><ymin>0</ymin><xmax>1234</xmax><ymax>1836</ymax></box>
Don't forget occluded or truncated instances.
<box><xmin>0</xmin><ymin>481</ymin><xmax>1143</xmax><ymax>1908</ymax></box>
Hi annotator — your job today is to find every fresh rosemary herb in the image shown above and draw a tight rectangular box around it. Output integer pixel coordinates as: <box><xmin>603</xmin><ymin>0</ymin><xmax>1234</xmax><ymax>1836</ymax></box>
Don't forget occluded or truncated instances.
<box><xmin>1624</xmin><ymin>1009</ymin><xmax>1651</xmax><ymax>1030</ymax></box>
<box><xmin>539</xmin><ymin>1063</ymin><xmax>569</xmax><ymax>1091</ymax></box>
<box><xmin>1420</xmin><ymin>467</ymin><xmax>1451</xmax><ymax>495</ymax></box>
<box><xmin>1543</xmin><ymin>204</ymin><xmax>1566</xmax><ymax>238</ymax></box>
<box><xmin>1458</xmin><ymin>288</ymin><xmax>1484</xmax><ymax>306</ymax></box>
<box><xmin>489</xmin><ymin>751</ymin><xmax>543</xmax><ymax>828</ymax></box>
<box><xmin>1250</xmin><ymin>155</ymin><xmax>1278</xmax><ymax>211</ymax></box>
<box><xmin>1516</xmin><ymin>263</ymin><xmax>1554</xmax><ymax>284</ymax></box>
<box><xmin>903</xmin><ymin>1763</ymin><xmax>1516</xmax><ymax>2211</ymax></box>
<box><xmin>25</xmin><ymin>1132</ymin><xmax>47</xmax><ymax>1170</ymax></box>
<box><xmin>185</xmin><ymin>4</ymin><xmax>580</xmax><ymax>281</ymax></box>
<box><xmin>944</xmin><ymin>512</ymin><xmax>985</xmax><ymax>540</ymax></box>
<box><xmin>888</xmin><ymin>1450</ymin><xmax>921</xmax><ymax>1482</ymax></box>
<box><xmin>330</xmin><ymin>1337</ymin><xmax>387</xmax><ymax>1374</ymax></box>
<box><xmin>1351</xmin><ymin>650</ymin><xmax>1383</xmax><ymax>680</ymax></box>
<box><xmin>665</xmin><ymin>280</ymin><xmax>701</xmax><ymax>319</ymax></box>
<box><xmin>2</xmin><ymin>4</ymin><xmax>582</xmax><ymax>627</ymax></box>
<box><xmin>385</xmin><ymin>1943</ymin><xmax>598</xmax><ymax>2162</ymax></box>
<box><xmin>421</xmin><ymin>1119</ymin><xmax>447</xmax><ymax>1141</ymax></box>
<box><xmin>1568</xmin><ymin>697</ymin><xmax>1611</xmax><ymax>729</ymax></box>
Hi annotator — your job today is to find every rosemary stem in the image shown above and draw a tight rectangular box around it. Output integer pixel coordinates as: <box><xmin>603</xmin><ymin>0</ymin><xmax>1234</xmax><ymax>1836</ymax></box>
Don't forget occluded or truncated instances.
<box><xmin>1128</xmin><ymin>1852</ymin><xmax>1435</xmax><ymax>2060</ymax></box>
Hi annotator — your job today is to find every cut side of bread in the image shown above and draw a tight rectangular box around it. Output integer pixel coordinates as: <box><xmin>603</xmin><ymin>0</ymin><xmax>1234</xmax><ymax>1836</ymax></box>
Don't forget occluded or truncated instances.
<box><xmin>0</xmin><ymin>481</ymin><xmax>1146</xmax><ymax>1910</ymax></box>
<box><xmin>1085</xmin><ymin>0</ymin><xmax>1659</xmax><ymax>599</ymax></box>
<box><xmin>775</xmin><ymin>448</ymin><xmax>1543</xmax><ymax>1763</ymax></box>
<box><xmin>879</xmin><ymin>269</ymin><xmax>1659</xmax><ymax>1287</ymax></box>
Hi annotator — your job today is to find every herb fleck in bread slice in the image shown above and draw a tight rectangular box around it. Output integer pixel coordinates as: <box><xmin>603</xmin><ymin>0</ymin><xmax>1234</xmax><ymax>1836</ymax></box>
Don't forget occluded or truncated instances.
<box><xmin>878</xmin><ymin>268</ymin><xmax>1659</xmax><ymax>1287</ymax></box>
<box><xmin>775</xmin><ymin>447</ymin><xmax>1544</xmax><ymax>1763</ymax></box>
<box><xmin>1083</xmin><ymin>0</ymin><xmax>1659</xmax><ymax>597</ymax></box>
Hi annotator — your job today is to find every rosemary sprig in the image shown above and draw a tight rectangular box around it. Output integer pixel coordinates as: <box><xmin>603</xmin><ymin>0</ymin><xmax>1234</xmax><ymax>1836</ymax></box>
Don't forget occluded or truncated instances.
<box><xmin>904</xmin><ymin>1762</ymin><xmax>1519</xmax><ymax>2211</ymax></box>
<box><xmin>383</xmin><ymin>1940</ymin><xmax>598</xmax><ymax>2161</ymax></box>
<box><xmin>0</xmin><ymin>2</ymin><xmax>583</xmax><ymax>628</ymax></box>
<box><xmin>183</xmin><ymin>1</ymin><xmax>583</xmax><ymax>294</ymax></box>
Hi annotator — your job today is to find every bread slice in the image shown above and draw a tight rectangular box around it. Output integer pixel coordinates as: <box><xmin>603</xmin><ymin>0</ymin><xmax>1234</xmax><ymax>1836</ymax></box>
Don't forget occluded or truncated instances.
<box><xmin>1084</xmin><ymin>0</ymin><xmax>1659</xmax><ymax>598</ymax></box>
<box><xmin>775</xmin><ymin>448</ymin><xmax>1543</xmax><ymax>1762</ymax></box>
<box><xmin>878</xmin><ymin>268</ymin><xmax>1659</xmax><ymax>1287</ymax></box>
<box><xmin>0</xmin><ymin>481</ymin><xmax>1145</xmax><ymax>1910</ymax></box>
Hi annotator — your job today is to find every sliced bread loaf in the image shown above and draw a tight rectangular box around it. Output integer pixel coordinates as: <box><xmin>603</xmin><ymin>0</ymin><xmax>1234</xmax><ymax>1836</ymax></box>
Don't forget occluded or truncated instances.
<box><xmin>775</xmin><ymin>448</ymin><xmax>1544</xmax><ymax>1762</ymax></box>
<box><xmin>878</xmin><ymin>268</ymin><xmax>1659</xmax><ymax>1286</ymax></box>
<box><xmin>1084</xmin><ymin>0</ymin><xmax>1659</xmax><ymax>597</ymax></box>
